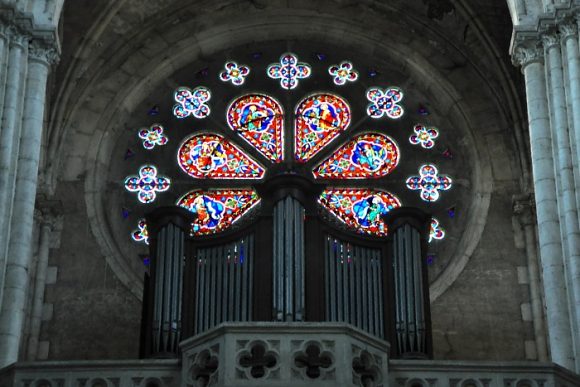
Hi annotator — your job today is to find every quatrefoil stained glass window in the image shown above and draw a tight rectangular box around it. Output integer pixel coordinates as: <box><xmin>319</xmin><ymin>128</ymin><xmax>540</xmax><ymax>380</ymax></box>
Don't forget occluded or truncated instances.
<box><xmin>124</xmin><ymin>52</ymin><xmax>454</xmax><ymax>240</ymax></box>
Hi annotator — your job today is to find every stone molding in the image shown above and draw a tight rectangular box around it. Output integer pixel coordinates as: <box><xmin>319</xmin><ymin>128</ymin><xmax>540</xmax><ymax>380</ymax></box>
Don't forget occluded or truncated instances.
<box><xmin>541</xmin><ymin>31</ymin><xmax>560</xmax><ymax>50</ymax></box>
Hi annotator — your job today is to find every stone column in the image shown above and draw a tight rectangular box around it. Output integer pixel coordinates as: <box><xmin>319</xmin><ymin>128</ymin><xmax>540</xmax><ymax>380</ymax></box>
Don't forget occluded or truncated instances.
<box><xmin>513</xmin><ymin>42</ymin><xmax>575</xmax><ymax>369</ymax></box>
<box><xmin>513</xmin><ymin>195</ymin><xmax>548</xmax><ymax>361</ymax></box>
<box><xmin>26</xmin><ymin>207</ymin><xmax>59</xmax><ymax>361</ymax></box>
<box><xmin>0</xmin><ymin>40</ymin><xmax>57</xmax><ymax>368</ymax></box>
<box><xmin>0</xmin><ymin>27</ymin><xmax>27</xmax><ymax>311</ymax></box>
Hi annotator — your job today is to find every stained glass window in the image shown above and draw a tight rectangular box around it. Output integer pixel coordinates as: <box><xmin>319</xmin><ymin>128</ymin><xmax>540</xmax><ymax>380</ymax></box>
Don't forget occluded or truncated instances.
<box><xmin>132</xmin><ymin>219</ymin><xmax>149</xmax><ymax>244</ymax></box>
<box><xmin>313</xmin><ymin>133</ymin><xmax>399</xmax><ymax>179</ymax></box>
<box><xmin>125</xmin><ymin>165</ymin><xmax>170</xmax><ymax>204</ymax></box>
<box><xmin>295</xmin><ymin>93</ymin><xmax>351</xmax><ymax>162</ymax></box>
<box><xmin>429</xmin><ymin>218</ymin><xmax>445</xmax><ymax>242</ymax></box>
<box><xmin>219</xmin><ymin>61</ymin><xmax>250</xmax><ymax>85</ymax></box>
<box><xmin>366</xmin><ymin>87</ymin><xmax>404</xmax><ymax>119</ymax></box>
<box><xmin>328</xmin><ymin>61</ymin><xmax>358</xmax><ymax>85</ymax></box>
<box><xmin>406</xmin><ymin>164</ymin><xmax>452</xmax><ymax>202</ymax></box>
<box><xmin>227</xmin><ymin>94</ymin><xmax>284</xmax><ymax>162</ymax></box>
<box><xmin>267</xmin><ymin>53</ymin><xmax>311</xmax><ymax>90</ymax></box>
<box><xmin>178</xmin><ymin>133</ymin><xmax>265</xmax><ymax>179</ymax></box>
<box><xmin>173</xmin><ymin>86</ymin><xmax>211</xmax><ymax>119</ymax></box>
<box><xmin>177</xmin><ymin>189</ymin><xmax>261</xmax><ymax>235</ymax></box>
<box><xmin>318</xmin><ymin>188</ymin><xmax>401</xmax><ymax>236</ymax></box>
<box><xmin>138</xmin><ymin>124</ymin><xmax>168</xmax><ymax>150</ymax></box>
<box><xmin>410</xmin><ymin>124</ymin><xmax>439</xmax><ymax>149</ymax></box>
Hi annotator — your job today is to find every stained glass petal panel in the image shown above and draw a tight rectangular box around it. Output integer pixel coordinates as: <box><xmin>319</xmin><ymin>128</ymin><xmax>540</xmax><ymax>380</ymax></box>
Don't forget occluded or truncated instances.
<box><xmin>318</xmin><ymin>188</ymin><xmax>401</xmax><ymax>236</ymax></box>
<box><xmin>177</xmin><ymin>189</ymin><xmax>261</xmax><ymax>235</ymax></box>
<box><xmin>313</xmin><ymin>133</ymin><xmax>400</xmax><ymax>179</ymax></box>
<box><xmin>295</xmin><ymin>93</ymin><xmax>351</xmax><ymax>162</ymax></box>
<box><xmin>227</xmin><ymin>94</ymin><xmax>284</xmax><ymax>162</ymax></box>
<box><xmin>178</xmin><ymin>133</ymin><xmax>265</xmax><ymax>179</ymax></box>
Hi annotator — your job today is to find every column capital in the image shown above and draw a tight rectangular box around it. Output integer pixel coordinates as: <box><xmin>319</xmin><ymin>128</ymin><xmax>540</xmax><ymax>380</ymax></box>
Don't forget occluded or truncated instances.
<box><xmin>6</xmin><ymin>25</ymin><xmax>28</xmax><ymax>48</ymax></box>
<box><xmin>542</xmin><ymin>32</ymin><xmax>560</xmax><ymax>50</ymax></box>
<box><xmin>28</xmin><ymin>39</ymin><xmax>59</xmax><ymax>66</ymax></box>
<box><xmin>513</xmin><ymin>194</ymin><xmax>536</xmax><ymax>227</ymax></box>
<box><xmin>35</xmin><ymin>199</ymin><xmax>63</xmax><ymax>231</ymax></box>
<box><xmin>559</xmin><ymin>19</ymin><xmax>578</xmax><ymax>41</ymax></box>
<box><xmin>512</xmin><ymin>41</ymin><xmax>544</xmax><ymax>68</ymax></box>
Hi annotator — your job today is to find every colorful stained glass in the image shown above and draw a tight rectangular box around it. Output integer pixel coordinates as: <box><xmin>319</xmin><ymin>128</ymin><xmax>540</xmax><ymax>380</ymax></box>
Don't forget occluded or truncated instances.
<box><xmin>295</xmin><ymin>93</ymin><xmax>351</xmax><ymax>162</ymax></box>
<box><xmin>313</xmin><ymin>133</ymin><xmax>399</xmax><ymax>179</ymax></box>
<box><xmin>328</xmin><ymin>61</ymin><xmax>358</xmax><ymax>85</ymax></box>
<box><xmin>406</xmin><ymin>164</ymin><xmax>452</xmax><ymax>202</ymax></box>
<box><xmin>318</xmin><ymin>188</ymin><xmax>401</xmax><ymax>236</ymax></box>
<box><xmin>177</xmin><ymin>189</ymin><xmax>261</xmax><ymax>235</ymax></box>
<box><xmin>138</xmin><ymin>124</ymin><xmax>168</xmax><ymax>150</ymax></box>
<box><xmin>125</xmin><ymin>165</ymin><xmax>170</xmax><ymax>204</ymax></box>
<box><xmin>366</xmin><ymin>87</ymin><xmax>404</xmax><ymax>119</ymax></box>
<box><xmin>219</xmin><ymin>61</ymin><xmax>250</xmax><ymax>85</ymax></box>
<box><xmin>173</xmin><ymin>86</ymin><xmax>211</xmax><ymax>119</ymax></box>
<box><xmin>227</xmin><ymin>94</ymin><xmax>284</xmax><ymax>162</ymax></box>
<box><xmin>267</xmin><ymin>53</ymin><xmax>311</xmax><ymax>90</ymax></box>
<box><xmin>429</xmin><ymin>218</ymin><xmax>445</xmax><ymax>243</ymax></box>
<box><xmin>178</xmin><ymin>133</ymin><xmax>265</xmax><ymax>179</ymax></box>
<box><xmin>410</xmin><ymin>124</ymin><xmax>439</xmax><ymax>149</ymax></box>
<box><xmin>132</xmin><ymin>219</ymin><xmax>149</xmax><ymax>245</ymax></box>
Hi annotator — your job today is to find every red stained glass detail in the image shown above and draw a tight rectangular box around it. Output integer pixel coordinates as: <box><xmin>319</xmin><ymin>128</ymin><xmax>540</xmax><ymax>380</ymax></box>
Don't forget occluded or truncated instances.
<box><xmin>313</xmin><ymin>133</ymin><xmax>399</xmax><ymax>179</ymax></box>
<box><xmin>226</xmin><ymin>94</ymin><xmax>284</xmax><ymax>162</ymax></box>
<box><xmin>318</xmin><ymin>188</ymin><xmax>401</xmax><ymax>236</ymax></box>
<box><xmin>177</xmin><ymin>189</ymin><xmax>261</xmax><ymax>235</ymax></box>
<box><xmin>178</xmin><ymin>133</ymin><xmax>265</xmax><ymax>179</ymax></box>
<box><xmin>295</xmin><ymin>93</ymin><xmax>351</xmax><ymax>162</ymax></box>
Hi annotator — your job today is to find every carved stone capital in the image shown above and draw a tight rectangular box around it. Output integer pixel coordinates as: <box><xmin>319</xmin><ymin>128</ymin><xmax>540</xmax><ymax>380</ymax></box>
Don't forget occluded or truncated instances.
<box><xmin>559</xmin><ymin>20</ymin><xmax>578</xmax><ymax>41</ymax></box>
<box><xmin>542</xmin><ymin>32</ymin><xmax>560</xmax><ymax>50</ymax></box>
<box><xmin>513</xmin><ymin>42</ymin><xmax>544</xmax><ymax>68</ymax></box>
<box><xmin>7</xmin><ymin>25</ymin><xmax>27</xmax><ymax>48</ymax></box>
<box><xmin>513</xmin><ymin>194</ymin><xmax>536</xmax><ymax>226</ymax></box>
<box><xmin>28</xmin><ymin>39</ymin><xmax>59</xmax><ymax>65</ymax></box>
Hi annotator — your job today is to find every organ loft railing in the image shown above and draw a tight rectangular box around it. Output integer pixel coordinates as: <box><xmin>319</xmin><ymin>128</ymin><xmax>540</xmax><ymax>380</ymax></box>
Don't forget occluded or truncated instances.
<box><xmin>140</xmin><ymin>202</ymin><xmax>432</xmax><ymax>360</ymax></box>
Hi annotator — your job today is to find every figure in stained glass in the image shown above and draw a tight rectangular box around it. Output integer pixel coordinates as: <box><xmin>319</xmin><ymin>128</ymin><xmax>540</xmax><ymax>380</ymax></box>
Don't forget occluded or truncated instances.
<box><xmin>319</xmin><ymin>188</ymin><xmax>401</xmax><ymax>236</ymax></box>
<box><xmin>313</xmin><ymin>133</ymin><xmax>399</xmax><ymax>179</ymax></box>
<box><xmin>295</xmin><ymin>93</ymin><xmax>351</xmax><ymax>162</ymax></box>
<box><xmin>178</xmin><ymin>189</ymin><xmax>261</xmax><ymax>235</ymax></box>
<box><xmin>227</xmin><ymin>94</ymin><xmax>284</xmax><ymax>162</ymax></box>
<box><xmin>178</xmin><ymin>134</ymin><xmax>265</xmax><ymax>179</ymax></box>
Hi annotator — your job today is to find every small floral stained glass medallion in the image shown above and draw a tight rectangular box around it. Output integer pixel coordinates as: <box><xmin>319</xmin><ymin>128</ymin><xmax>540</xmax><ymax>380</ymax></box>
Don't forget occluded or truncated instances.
<box><xmin>366</xmin><ymin>87</ymin><xmax>404</xmax><ymax>119</ymax></box>
<box><xmin>138</xmin><ymin>124</ymin><xmax>168</xmax><ymax>150</ymax></box>
<box><xmin>219</xmin><ymin>61</ymin><xmax>250</xmax><ymax>85</ymax></box>
<box><xmin>267</xmin><ymin>53</ymin><xmax>311</xmax><ymax>90</ymax></box>
<box><xmin>319</xmin><ymin>188</ymin><xmax>401</xmax><ymax>236</ymax></box>
<box><xmin>295</xmin><ymin>93</ymin><xmax>351</xmax><ymax>162</ymax></box>
<box><xmin>124</xmin><ymin>165</ymin><xmax>170</xmax><ymax>204</ymax></box>
<box><xmin>328</xmin><ymin>61</ymin><xmax>358</xmax><ymax>85</ymax></box>
<box><xmin>313</xmin><ymin>133</ymin><xmax>399</xmax><ymax>179</ymax></box>
<box><xmin>178</xmin><ymin>133</ymin><xmax>265</xmax><ymax>179</ymax></box>
<box><xmin>406</xmin><ymin>164</ymin><xmax>452</xmax><ymax>202</ymax></box>
<box><xmin>410</xmin><ymin>124</ymin><xmax>439</xmax><ymax>149</ymax></box>
<box><xmin>173</xmin><ymin>86</ymin><xmax>211</xmax><ymax>119</ymax></box>
<box><xmin>227</xmin><ymin>94</ymin><xmax>284</xmax><ymax>162</ymax></box>
<box><xmin>177</xmin><ymin>189</ymin><xmax>261</xmax><ymax>235</ymax></box>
